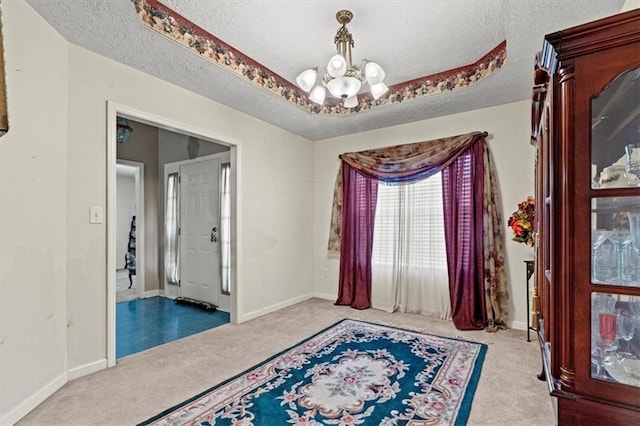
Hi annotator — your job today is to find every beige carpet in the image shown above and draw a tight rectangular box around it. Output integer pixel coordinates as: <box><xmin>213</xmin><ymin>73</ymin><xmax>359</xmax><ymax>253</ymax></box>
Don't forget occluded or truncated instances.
<box><xmin>18</xmin><ymin>298</ymin><xmax>555</xmax><ymax>425</ymax></box>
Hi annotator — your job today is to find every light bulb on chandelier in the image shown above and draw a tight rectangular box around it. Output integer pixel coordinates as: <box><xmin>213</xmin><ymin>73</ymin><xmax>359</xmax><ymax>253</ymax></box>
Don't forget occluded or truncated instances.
<box><xmin>296</xmin><ymin>10</ymin><xmax>388</xmax><ymax>108</ymax></box>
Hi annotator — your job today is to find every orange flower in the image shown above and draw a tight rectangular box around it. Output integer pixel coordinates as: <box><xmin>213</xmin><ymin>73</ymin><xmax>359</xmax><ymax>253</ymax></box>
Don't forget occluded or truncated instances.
<box><xmin>508</xmin><ymin>196</ymin><xmax>535</xmax><ymax>246</ymax></box>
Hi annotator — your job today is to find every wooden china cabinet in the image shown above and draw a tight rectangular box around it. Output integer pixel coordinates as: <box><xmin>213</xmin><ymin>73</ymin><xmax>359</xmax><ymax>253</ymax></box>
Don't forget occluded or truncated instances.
<box><xmin>531</xmin><ymin>9</ymin><xmax>640</xmax><ymax>424</ymax></box>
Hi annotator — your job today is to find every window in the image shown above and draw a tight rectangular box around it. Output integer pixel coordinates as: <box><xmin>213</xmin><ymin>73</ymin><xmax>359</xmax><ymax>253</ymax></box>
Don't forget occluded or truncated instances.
<box><xmin>165</xmin><ymin>172</ymin><xmax>180</xmax><ymax>285</ymax></box>
<box><xmin>373</xmin><ymin>173</ymin><xmax>446</xmax><ymax>268</ymax></box>
<box><xmin>372</xmin><ymin>172</ymin><xmax>450</xmax><ymax>317</ymax></box>
<box><xmin>220</xmin><ymin>163</ymin><xmax>231</xmax><ymax>294</ymax></box>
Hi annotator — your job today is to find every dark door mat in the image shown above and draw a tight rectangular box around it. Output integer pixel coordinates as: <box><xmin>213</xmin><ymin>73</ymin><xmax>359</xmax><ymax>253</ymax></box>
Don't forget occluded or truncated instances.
<box><xmin>174</xmin><ymin>297</ymin><xmax>217</xmax><ymax>312</ymax></box>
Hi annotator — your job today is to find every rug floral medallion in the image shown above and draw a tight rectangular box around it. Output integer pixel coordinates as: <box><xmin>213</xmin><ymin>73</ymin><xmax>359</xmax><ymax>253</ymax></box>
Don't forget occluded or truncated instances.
<box><xmin>141</xmin><ymin>319</ymin><xmax>486</xmax><ymax>426</ymax></box>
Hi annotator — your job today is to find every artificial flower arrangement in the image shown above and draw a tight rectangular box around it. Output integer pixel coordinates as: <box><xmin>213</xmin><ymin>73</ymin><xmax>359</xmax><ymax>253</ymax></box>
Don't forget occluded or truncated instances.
<box><xmin>508</xmin><ymin>196</ymin><xmax>535</xmax><ymax>246</ymax></box>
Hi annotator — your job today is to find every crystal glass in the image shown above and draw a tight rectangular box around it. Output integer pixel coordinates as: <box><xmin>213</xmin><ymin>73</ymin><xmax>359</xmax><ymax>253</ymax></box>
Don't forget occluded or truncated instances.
<box><xmin>593</xmin><ymin>294</ymin><xmax>640</xmax><ymax>387</ymax></box>
<box><xmin>591</xmin><ymin>196</ymin><xmax>640</xmax><ymax>287</ymax></box>
<box><xmin>592</xmin><ymin>229</ymin><xmax>612</xmax><ymax>282</ymax></box>
<box><xmin>617</xmin><ymin>309</ymin><xmax>635</xmax><ymax>356</ymax></box>
<box><xmin>599</xmin><ymin>312</ymin><xmax>618</xmax><ymax>347</ymax></box>
<box><xmin>630</xmin><ymin>296</ymin><xmax>640</xmax><ymax>330</ymax></box>
<box><xmin>592</xmin><ymin>293</ymin><xmax>618</xmax><ymax>380</ymax></box>
<box><xmin>626</xmin><ymin>144</ymin><xmax>640</xmax><ymax>183</ymax></box>
<box><xmin>608</xmin><ymin>231</ymin><xmax>631</xmax><ymax>284</ymax></box>
<box><xmin>628</xmin><ymin>213</ymin><xmax>640</xmax><ymax>284</ymax></box>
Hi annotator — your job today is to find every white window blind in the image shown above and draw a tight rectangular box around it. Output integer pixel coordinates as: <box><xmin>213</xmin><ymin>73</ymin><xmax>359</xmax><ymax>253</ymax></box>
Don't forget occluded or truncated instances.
<box><xmin>373</xmin><ymin>174</ymin><xmax>446</xmax><ymax>266</ymax></box>
<box><xmin>372</xmin><ymin>172</ymin><xmax>450</xmax><ymax>318</ymax></box>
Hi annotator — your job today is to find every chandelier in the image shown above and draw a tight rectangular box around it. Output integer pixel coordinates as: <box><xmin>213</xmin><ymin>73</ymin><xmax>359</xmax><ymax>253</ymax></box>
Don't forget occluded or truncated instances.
<box><xmin>296</xmin><ymin>10</ymin><xmax>388</xmax><ymax>108</ymax></box>
<box><xmin>116</xmin><ymin>117</ymin><xmax>134</xmax><ymax>144</ymax></box>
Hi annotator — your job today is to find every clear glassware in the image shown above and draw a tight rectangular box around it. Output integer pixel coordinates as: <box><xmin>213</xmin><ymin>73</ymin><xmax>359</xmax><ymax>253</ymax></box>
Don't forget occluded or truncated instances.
<box><xmin>630</xmin><ymin>296</ymin><xmax>640</xmax><ymax>330</ymax></box>
<box><xmin>591</xmin><ymin>196</ymin><xmax>640</xmax><ymax>287</ymax></box>
<box><xmin>592</xmin><ymin>229</ymin><xmax>613</xmax><ymax>282</ymax></box>
<box><xmin>617</xmin><ymin>309</ymin><xmax>635</xmax><ymax>357</ymax></box>
<box><xmin>592</xmin><ymin>293</ymin><xmax>618</xmax><ymax>380</ymax></box>
<box><xmin>608</xmin><ymin>231</ymin><xmax>632</xmax><ymax>284</ymax></box>
<box><xmin>626</xmin><ymin>144</ymin><xmax>640</xmax><ymax>184</ymax></box>
<box><xmin>628</xmin><ymin>213</ymin><xmax>640</xmax><ymax>285</ymax></box>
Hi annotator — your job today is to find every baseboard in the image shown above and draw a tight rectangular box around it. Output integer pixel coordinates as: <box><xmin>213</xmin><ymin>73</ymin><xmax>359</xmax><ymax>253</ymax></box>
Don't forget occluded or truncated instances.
<box><xmin>370</xmin><ymin>302</ymin><xmax>395</xmax><ymax>313</ymax></box>
<box><xmin>240</xmin><ymin>293</ymin><xmax>313</xmax><ymax>322</ymax></box>
<box><xmin>141</xmin><ymin>289</ymin><xmax>159</xmax><ymax>298</ymax></box>
<box><xmin>312</xmin><ymin>292</ymin><xmax>336</xmax><ymax>301</ymax></box>
<box><xmin>315</xmin><ymin>293</ymin><xmax>393</xmax><ymax>309</ymax></box>
<box><xmin>0</xmin><ymin>371</ymin><xmax>67</xmax><ymax>426</ymax></box>
<box><xmin>509</xmin><ymin>320</ymin><xmax>527</xmax><ymax>331</ymax></box>
<box><xmin>67</xmin><ymin>359</ymin><xmax>107</xmax><ymax>381</ymax></box>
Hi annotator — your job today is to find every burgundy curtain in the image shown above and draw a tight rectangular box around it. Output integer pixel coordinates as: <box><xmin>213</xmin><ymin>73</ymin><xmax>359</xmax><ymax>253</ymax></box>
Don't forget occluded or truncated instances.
<box><xmin>442</xmin><ymin>143</ymin><xmax>487</xmax><ymax>330</ymax></box>
<box><xmin>335</xmin><ymin>163</ymin><xmax>378</xmax><ymax>309</ymax></box>
<box><xmin>328</xmin><ymin>131</ymin><xmax>508</xmax><ymax>330</ymax></box>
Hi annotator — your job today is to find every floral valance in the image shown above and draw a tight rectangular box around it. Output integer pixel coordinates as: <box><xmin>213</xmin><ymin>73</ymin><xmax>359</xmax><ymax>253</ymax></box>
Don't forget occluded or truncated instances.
<box><xmin>339</xmin><ymin>131</ymin><xmax>485</xmax><ymax>183</ymax></box>
<box><xmin>328</xmin><ymin>131</ymin><xmax>486</xmax><ymax>252</ymax></box>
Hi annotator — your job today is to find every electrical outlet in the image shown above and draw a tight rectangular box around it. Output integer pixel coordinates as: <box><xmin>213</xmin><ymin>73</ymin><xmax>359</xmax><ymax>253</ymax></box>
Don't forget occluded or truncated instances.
<box><xmin>90</xmin><ymin>206</ymin><xmax>103</xmax><ymax>224</ymax></box>
<box><xmin>323</xmin><ymin>268</ymin><xmax>329</xmax><ymax>278</ymax></box>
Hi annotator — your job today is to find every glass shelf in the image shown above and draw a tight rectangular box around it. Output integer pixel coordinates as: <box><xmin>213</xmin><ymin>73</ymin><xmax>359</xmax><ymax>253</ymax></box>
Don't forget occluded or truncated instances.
<box><xmin>591</xmin><ymin>293</ymin><xmax>640</xmax><ymax>388</ymax></box>
<box><xmin>592</xmin><ymin>197</ymin><xmax>640</xmax><ymax>213</ymax></box>
<box><xmin>591</xmin><ymin>197</ymin><xmax>640</xmax><ymax>288</ymax></box>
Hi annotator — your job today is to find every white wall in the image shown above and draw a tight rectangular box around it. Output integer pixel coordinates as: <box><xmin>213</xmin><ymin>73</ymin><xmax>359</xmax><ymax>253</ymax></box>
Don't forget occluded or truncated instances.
<box><xmin>312</xmin><ymin>100</ymin><xmax>535</xmax><ymax>330</ymax></box>
<box><xmin>64</xmin><ymin>44</ymin><xmax>313</xmax><ymax>371</ymax></box>
<box><xmin>621</xmin><ymin>0</ymin><xmax>639</xmax><ymax>12</ymax></box>
<box><xmin>0</xmin><ymin>3</ymin><xmax>312</xmax><ymax>419</ymax></box>
<box><xmin>116</xmin><ymin>174</ymin><xmax>136</xmax><ymax>266</ymax></box>
<box><xmin>0</xmin><ymin>1</ymin><xmax>69</xmax><ymax>423</ymax></box>
<box><xmin>158</xmin><ymin>130</ymin><xmax>229</xmax><ymax>165</ymax></box>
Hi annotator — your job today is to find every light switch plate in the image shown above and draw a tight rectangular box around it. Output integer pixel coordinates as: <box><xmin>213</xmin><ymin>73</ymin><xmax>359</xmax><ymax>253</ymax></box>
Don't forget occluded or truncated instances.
<box><xmin>90</xmin><ymin>206</ymin><xmax>103</xmax><ymax>224</ymax></box>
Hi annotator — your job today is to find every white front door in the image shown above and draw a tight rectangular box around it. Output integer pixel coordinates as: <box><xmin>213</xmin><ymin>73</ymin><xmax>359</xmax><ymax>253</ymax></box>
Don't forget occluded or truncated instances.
<box><xmin>179</xmin><ymin>158</ymin><xmax>220</xmax><ymax>305</ymax></box>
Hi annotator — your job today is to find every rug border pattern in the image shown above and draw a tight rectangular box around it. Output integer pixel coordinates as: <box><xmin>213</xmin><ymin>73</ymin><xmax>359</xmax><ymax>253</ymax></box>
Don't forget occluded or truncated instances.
<box><xmin>138</xmin><ymin>318</ymin><xmax>487</xmax><ymax>425</ymax></box>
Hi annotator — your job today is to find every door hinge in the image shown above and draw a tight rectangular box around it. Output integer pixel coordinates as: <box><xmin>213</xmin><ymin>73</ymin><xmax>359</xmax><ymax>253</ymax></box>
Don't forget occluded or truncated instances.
<box><xmin>178</xmin><ymin>227</ymin><xmax>181</xmax><ymax>236</ymax></box>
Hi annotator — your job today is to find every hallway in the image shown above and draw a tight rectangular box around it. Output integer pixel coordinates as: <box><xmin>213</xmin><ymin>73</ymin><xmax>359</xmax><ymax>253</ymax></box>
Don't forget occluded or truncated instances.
<box><xmin>116</xmin><ymin>296</ymin><xmax>230</xmax><ymax>359</ymax></box>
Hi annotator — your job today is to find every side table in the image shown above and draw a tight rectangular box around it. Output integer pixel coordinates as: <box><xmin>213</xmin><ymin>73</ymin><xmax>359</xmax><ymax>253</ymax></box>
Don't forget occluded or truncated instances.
<box><xmin>524</xmin><ymin>260</ymin><xmax>535</xmax><ymax>342</ymax></box>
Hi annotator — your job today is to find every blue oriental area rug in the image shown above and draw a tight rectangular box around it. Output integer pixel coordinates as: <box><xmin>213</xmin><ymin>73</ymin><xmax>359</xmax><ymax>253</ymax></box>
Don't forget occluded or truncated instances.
<box><xmin>140</xmin><ymin>319</ymin><xmax>487</xmax><ymax>426</ymax></box>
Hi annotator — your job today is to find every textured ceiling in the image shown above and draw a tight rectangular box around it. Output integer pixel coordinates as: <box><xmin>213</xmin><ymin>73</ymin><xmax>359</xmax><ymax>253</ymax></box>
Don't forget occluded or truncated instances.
<box><xmin>24</xmin><ymin>0</ymin><xmax>625</xmax><ymax>140</ymax></box>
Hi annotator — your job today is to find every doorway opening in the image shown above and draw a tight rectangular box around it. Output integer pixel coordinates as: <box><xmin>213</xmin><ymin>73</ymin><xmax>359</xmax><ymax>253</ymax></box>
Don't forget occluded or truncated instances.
<box><xmin>163</xmin><ymin>152</ymin><xmax>231</xmax><ymax>312</ymax></box>
<box><xmin>107</xmin><ymin>102</ymin><xmax>238</xmax><ymax>366</ymax></box>
<box><xmin>115</xmin><ymin>161</ymin><xmax>144</xmax><ymax>303</ymax></box>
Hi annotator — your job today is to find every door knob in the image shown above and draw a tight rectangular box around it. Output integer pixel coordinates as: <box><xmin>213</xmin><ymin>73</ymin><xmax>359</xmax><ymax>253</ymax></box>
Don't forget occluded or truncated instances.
<box><xmin>210</xmin><ymin>227</ymin><xmax>217</xmax><ymax>243</ymax></box>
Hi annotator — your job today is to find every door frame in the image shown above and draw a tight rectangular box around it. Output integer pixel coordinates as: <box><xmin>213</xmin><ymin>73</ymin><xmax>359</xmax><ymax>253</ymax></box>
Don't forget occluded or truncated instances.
<box><xmin>163</xmin><ymin>152</ymin><xmax>231</xmax><ymax>311</ymax></box>
<box><xmin>106</xmin><ymin>101</ymin><xmax>241</xmax><ymax>367</ymax></box>
<box><xmin>116</xmin><ymin>159</ymin><xmax>145</xmax><ymax>300</ymax></box>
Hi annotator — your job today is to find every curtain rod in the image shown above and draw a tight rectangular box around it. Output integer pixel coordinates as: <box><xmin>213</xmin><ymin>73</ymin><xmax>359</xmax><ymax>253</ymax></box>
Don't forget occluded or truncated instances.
<box><xmin>481</xmin><ymin>131</ymin><xmax>489</xmax><ymax>137</ymax></box>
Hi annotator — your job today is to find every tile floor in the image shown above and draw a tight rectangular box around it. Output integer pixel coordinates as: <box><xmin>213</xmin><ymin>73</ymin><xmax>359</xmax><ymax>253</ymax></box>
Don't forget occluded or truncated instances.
<box><xmin>116</xmin><ymin>296</ymin><xmax>230</xmax><ymax>359</ymax></box>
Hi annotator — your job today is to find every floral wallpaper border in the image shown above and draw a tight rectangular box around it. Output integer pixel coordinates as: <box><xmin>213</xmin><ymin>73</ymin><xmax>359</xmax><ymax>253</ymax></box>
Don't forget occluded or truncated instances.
<box><xmin>134</xmin><ymin>0</ymin><xmax>507</xmax><ymax>116</ymax></box>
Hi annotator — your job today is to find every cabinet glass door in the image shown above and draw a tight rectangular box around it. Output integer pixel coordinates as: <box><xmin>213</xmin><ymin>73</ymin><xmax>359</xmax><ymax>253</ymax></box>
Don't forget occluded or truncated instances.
<box><xmin>591</xmin><ymin>292</ymin><xmax>640</xmax><ymax>387</ymax></box>
<box><xmin>590</xmin><ymin>67</ymin><xmax>640</xmax><ymax>388</ymax></box>
<box><xmin>591</xmin><ymin>68</ymin><xmax>640</xmax><ymax>190</ymax></box>
<box><xmin>591</xmin><ymin>197</ymin><xmax>640</xmax><ymax>287</ymax></box>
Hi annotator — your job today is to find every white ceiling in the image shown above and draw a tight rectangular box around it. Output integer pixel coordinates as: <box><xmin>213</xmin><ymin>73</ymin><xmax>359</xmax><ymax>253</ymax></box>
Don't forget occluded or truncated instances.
<box><xmin>24</xmin><ymin>0</ymin><xmax>625</xmax><ymax>140</ymax></box>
